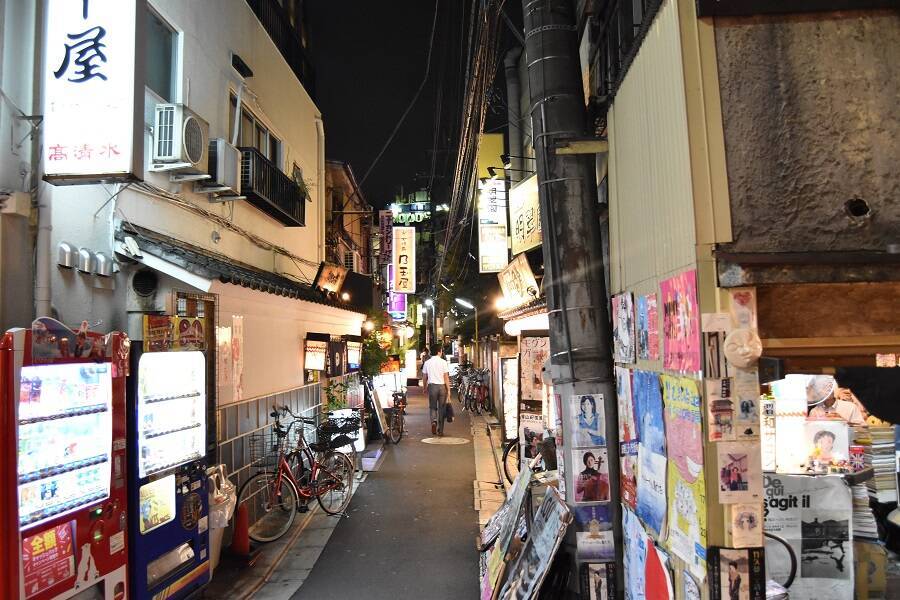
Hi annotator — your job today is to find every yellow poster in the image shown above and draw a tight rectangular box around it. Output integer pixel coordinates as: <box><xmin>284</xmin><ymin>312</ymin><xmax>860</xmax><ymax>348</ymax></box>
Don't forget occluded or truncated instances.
<box><xmin>661</xmin><ymin>375</ymin><xmax>707</xmax><ymax>579</ymax></box>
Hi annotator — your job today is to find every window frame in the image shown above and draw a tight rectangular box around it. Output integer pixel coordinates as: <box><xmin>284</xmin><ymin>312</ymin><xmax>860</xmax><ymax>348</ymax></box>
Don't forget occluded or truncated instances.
<box><xmin>229</xmin><ymin>93</ymin><xmax>283</xmax><ymax>170</ymax></box>
<box><xmin>145</xmin><ymin>7</ymin><xmax>182</xmax><ymax>104</ymax></box>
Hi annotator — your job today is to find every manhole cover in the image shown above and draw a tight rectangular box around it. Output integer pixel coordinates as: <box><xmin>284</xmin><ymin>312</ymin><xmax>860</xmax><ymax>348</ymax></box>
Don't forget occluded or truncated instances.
<box><xmin>421</xmin><ymin>437</ymin><xmax>470</xmax><ymax>445</ymax></box>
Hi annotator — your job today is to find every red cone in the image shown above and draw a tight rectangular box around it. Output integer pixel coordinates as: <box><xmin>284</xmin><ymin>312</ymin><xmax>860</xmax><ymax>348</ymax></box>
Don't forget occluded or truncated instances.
<box><xmin>229</xmin><ymin>503</ymin><xmax>251</xmax><ymax>557</ymax></box>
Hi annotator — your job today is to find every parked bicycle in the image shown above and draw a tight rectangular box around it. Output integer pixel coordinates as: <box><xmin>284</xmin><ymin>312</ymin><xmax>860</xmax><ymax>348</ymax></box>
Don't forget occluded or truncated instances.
<box><xmin>387</xmin><ymin>390</ymin><xmax>407</xmax><ymax>444</ymax></box>
<box><xmin>460</xmin><ymin>367</ymin><xmax>490</xmax><ymax>414</ymax></box>
<box><xmin>236</xmin><ymin>406</ymin><xmax>355</xmax><ymax>543</ymax></box>
<box><xmin>502</xmin><ymin>434</ymin><xmax>552</xmax><ymax>485</ymax></box>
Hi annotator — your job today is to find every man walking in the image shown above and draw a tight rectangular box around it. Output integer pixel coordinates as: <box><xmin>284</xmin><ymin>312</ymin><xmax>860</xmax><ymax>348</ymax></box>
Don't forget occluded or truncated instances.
<box><xmin>422</xmin><ymin>344</ymin><xmax>451</xmax><ymax>436</ymax></box>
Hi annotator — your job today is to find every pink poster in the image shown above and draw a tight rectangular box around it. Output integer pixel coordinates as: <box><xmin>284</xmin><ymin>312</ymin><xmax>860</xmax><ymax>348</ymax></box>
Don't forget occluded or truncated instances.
<box><xmin>660</xmin><ymin>270</ymin><xmax>700</xmax><ymax>372</ymax></box>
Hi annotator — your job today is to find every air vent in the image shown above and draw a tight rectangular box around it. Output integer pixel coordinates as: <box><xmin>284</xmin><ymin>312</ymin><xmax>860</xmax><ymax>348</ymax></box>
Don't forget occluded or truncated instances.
<box><xmin>132</xmin><ymin>269</ymin><xmax>159</xmax><ymax>297</ymax></box>
<box><xmin>183</xmin><ymin>116</ymin><xmax>204</xmax><ymax>164</ymax></box>
<box><xmin>155</xmin><ymin>105</ymin><xmax>175</xmax><ymax>158</ymax></box>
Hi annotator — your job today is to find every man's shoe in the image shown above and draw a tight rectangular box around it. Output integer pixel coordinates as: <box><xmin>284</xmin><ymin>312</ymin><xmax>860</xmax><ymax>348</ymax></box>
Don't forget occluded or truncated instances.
<box><xmin>432</xmin><ymin>421</ymin><xmax>437</xmax><ymax>435</ymax></box>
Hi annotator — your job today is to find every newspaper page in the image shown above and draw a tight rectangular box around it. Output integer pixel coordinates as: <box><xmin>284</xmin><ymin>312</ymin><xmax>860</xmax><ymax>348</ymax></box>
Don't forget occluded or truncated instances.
<box><xmin>763</xmin><ymin>474</ymin><xmax>853</xmax><ymax>599</ymax></box>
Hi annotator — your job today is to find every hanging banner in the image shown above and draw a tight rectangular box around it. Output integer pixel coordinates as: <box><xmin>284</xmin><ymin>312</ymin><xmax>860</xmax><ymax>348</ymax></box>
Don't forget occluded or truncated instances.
<box><xmin>661</xmin><ymin>375</ymin><xmax>707</xmax><ymax>579</ymax></box>
<box><xmin>477</xmin><ymin>178</ymin><xmax>509</xmax><ymax>273</ymax></box>
<box><xmin>232</xmin><ymin>315</ymin><xmax>244</xmax><ymax>401</ymax></box>
<box><xmin>43</xmin><ymin>0</ymin><xmax>143</xmax><ymax>183</ymax></box>
<box><xmin>392</xmin><ymin>227</ymin><xmax>416</xmax><ymax>293</ymax></box>
<box><xmin>634</xmin><ymin>370</ymin><xmax>667</xmax><ymax>539</ymax></box>
<box><xmin>519</xmin><ymin>336</ymin><xmax>549</xmax><ymax>410</ymax></box>
<box><xmin>660</xmin><ymin>270</ymin><xmax>701</xmax><ymax>372</ymax></box>
<box><xmin>379</xmin><ymin>211</ymin><xmax>393</xmax><ymax>263</ymax></box>
<box><xmin>313</xmin><ymin>262</ymin><xmax>348</xmax><ymax>294</ymax></box>
<box><xmin>498</xmin><ymin>253</ymin><xmax>539</xmax><ymax>308</ymax></box>
<box><xmin>637</xmin><ymin>294</ymin><xmax>659</xmax><ymax>361</ymax></box>
<box><xmin>509</xmin><ymin>175</ymin><xmax>542</xmax><ymax>255</ymax></box>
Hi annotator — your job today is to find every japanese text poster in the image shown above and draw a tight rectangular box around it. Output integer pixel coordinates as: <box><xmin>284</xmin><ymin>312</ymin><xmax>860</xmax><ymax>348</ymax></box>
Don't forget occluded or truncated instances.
<box><xmin>660</xmin><ymin>270</ymin><xmax>701</xmax><ymax>372</ymax></box>
<box><xmin>637</xmin><ymin>294</ymin><xmax>659</xmax><ymax>360</ymax></box>
<box><xmin>633</xmin><ymin>370</ymin><xmax>667</xmax><ymax>539</ymax></box>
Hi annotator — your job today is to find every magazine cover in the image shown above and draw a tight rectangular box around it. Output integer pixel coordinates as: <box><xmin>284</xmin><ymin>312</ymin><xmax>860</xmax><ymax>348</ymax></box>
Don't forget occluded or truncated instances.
<box><xmin>571</xmin><ymin>393</ymin><xmax>607</xmax><ymax>447</ymax></box>
<box><xmin>707</xmin><ymin>547</ymin><xmax>765</xmax><ymax>600</ymax></box>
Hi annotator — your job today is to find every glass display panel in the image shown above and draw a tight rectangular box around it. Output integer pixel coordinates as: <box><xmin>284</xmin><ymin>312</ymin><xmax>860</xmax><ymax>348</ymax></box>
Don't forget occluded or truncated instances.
<box><xmin>138</xmin><ymin>351</ymin><xmax>206</xmax><ymax>478</ymax></box>
<box><xmin>18</xmin><ymin>363</ymin><xmax>113</xmax><ymax>528</ymax></box>
<box><xmin>139</xmin><ymin>475</ymin><xmax>176</xmax><ymax>534</ymax></box>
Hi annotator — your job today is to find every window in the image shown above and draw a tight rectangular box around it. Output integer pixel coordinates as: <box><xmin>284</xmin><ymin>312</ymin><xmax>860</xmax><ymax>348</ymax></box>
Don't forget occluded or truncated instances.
<box><xmin>229</xmin><ymin>95</ymin><xmax>282</xmax><ymax>167</ymax></box>
<box><xmin>146</xmin><ymin>11</ymin><xmax>177</xmax><ymax>101</ymax></box>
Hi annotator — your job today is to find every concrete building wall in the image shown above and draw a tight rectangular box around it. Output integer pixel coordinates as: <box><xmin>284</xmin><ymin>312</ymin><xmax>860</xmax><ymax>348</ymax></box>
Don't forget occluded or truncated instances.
<box><xmin>714</xmin><ymin>10</ymin><xmax>900</xmax><ymax>253</ymax></box>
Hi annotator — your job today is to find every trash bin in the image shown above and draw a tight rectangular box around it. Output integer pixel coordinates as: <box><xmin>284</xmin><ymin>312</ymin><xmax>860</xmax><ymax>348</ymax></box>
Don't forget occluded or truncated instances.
<box><xmin>207</xmin><ymin>464</ymin><xmax>236</xmax><ymax>576</ymax></box>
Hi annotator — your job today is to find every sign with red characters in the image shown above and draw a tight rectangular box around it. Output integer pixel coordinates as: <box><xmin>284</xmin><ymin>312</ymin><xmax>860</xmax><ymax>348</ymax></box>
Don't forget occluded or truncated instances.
<box><xmin>22</xmin><ymin>521</ymin><xmax>75</xmax><ymax>598</ymax></box>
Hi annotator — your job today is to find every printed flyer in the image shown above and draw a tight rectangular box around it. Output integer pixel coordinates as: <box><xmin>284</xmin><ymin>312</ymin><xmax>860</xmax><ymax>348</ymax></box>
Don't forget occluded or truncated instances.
<box><xmin>613</xmin><ymin>292</ymin><xmax>636</xmax><ymax>363</ymax></box>
<box><xmin>623</xmin><ymin>507</ymin><xmax>649</xmax><ymax>600</ymax></box>
<box><xmin>634</xmin><ymin>370</ymin><xmax>667</xmax><ymax>539</ymax></box>
<box><xmin>581</xmin><ymin>563</ymin><xmax>616</xmax><ymax>600</ymax></box>
<box><xmin>732</xmin><ymin>368</ymin><xmax>760</xmax><ymax>440</ymax></box>
<box><xmin>662</xmin><ymin>375</ymin><xmax>707</xmax><ymax>579</ymax></box>
<box><xmin>764</xmin><ymin>474</ymin><xmax>854</xmax><ymax>598</ymax></box>
<box><xmin>706</xmin><ymin>377</ymin><xmax>735</xmax><ymax>442</ymax></box>
<box><xmin>716</xmin><ymin>441</ymin><xmax>763</xmax><ymax>504</ymax></box>
<box><xmin>519</xmin><ymin>336</ymin><xmax>549</xmax><ymax>407</ymax></box>
<box><xmin>636</xmin><ymin>294</ymin><xmax>659</xmax><ymax>360</ymax></box>
<box><xmin>571</xmin><ymin>393</ymin><xmax>607</xmax><ymax>447</ymax></box>
<box><xmin>707</xmin><ymin>547</ymin><xmax>765</xmax><ymax>600</ymax></box>
<box><xmin>616</xmin><ymin>367</ymin><xmax>638</xmax><ymax>509</ymax></box>
<box><xmin>660</xmin><ymin>270</ymin><xmax>701</xmax><ymax>372</ymax></box>
<box><xmin>730</xmin><ymin>503</ymin><xmax>764</xmax><ymax>549</ymax></box>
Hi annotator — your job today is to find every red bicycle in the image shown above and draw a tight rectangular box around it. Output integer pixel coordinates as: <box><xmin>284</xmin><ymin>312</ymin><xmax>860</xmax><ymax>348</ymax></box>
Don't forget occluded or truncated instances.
<box><xmin>237</xmin><ymin>406</ymin><xmax>355</xmax><ymax>543</ymax></box>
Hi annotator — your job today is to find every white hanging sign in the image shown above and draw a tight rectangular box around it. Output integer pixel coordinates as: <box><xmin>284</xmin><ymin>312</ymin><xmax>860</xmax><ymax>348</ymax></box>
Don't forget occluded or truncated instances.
<box><xmin>392</xmin><ymin>227</ymin><xmax>416</xmax><ymax>294</ymax></box>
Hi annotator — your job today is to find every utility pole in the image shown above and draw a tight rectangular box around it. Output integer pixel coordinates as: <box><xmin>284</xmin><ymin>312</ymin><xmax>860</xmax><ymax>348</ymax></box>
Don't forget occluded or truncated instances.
<box><xmin>522</xmin><ymin>0</ymin><xmax>622</xmax><ymax>582</ymax></box>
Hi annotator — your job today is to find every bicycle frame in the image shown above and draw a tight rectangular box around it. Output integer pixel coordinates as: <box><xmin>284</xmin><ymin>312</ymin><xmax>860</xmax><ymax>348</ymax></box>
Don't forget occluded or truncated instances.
<box><xmin>268</xmin><ymin>417</ymin><xmax>347</xmax><ymax>501</ymax></box>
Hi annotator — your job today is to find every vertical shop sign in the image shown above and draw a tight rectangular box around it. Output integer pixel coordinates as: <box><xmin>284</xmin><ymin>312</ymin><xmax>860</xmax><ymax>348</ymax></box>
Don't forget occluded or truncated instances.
<box><xmin>379</xmin><ymin>211</ymin><xmax>393</xmax><ymax>263</ymax></box>
<box><xmin>388</xmin><ymin>292</ymin><xmax>407</xmax><ymax>320</ymax></box>
<box><xmin>43</xmin><ymin>0</ymin><xmax>143</xmax><ymax>182</ymax></box>
<box><xmin>477</xmin><ymin>178</ymin><xmax>509</xmax><ymax>273</ymax></box>
<box><xmin>509</xmin><ymin>175</ymin><xmax>542</xmax><ymax>254</ymax></box>
<box><xmin>392</xmin><ymin>227</ymin><xmax>416</xmax><ymax>293</ymax></box>
<box><xmin>660</xmin><ymin>270</ymin><xmax>701</xmax><ymax>372</ymax></box>
<box><xmin>232</xmin><ymin>316</ymin><xmax>244</xmax><ymax>401</ymax></box>
<box><xmin>519</xmin><ymin>336</ymin><xmax>549</xmax><ymax>410</ymax></box>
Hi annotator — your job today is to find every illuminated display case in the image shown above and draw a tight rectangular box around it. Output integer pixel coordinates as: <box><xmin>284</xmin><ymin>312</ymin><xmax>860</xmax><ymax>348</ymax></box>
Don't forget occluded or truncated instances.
<box><xmin>17</xmin><ymin>363</ymin><xmax>113</xmax><ymax>528</ymax></box>
<box><xmin>137</xmin><ymin>351</ymin><xmax>206</xmax><ymax>478</ymax></box>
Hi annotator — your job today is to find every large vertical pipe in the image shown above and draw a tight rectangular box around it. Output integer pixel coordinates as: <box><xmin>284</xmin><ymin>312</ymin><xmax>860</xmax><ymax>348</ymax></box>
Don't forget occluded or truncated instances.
<box><xmin>503</xmin><ymin>46</ymin><xmax>523</xmax><ymax>183</ymax></box>
<box><xmin>315</xmin><ymin>115</ymin><xmax>326</xmax><ymax>264</ymax></box>
<box><xmin>33</xmin><ymin>0</ymin><xmax>50</xmax><ymax>319</ymax></box>
<box><xmin>522</xmin><ymin>0</ymin><xmax>622</xmax><ymax>578</ymax></box>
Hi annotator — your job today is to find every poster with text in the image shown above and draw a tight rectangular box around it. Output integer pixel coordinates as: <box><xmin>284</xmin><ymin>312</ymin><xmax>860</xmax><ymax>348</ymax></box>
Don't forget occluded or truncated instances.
<box><xmin>637</xmin><ymin>294</ymin><xmax>659</xmax><ymax>360</ymax></box>
<box><xmin>616</xmin><ymin>367</ymin><xmax>638</xmax><ymax>509</ymax></box>
<box><xmin>660</xmin><ymin>270</ymin><xmax>701</xmax><ymax>372</ymax></box>
<box><xmin>623</xmin><ymin>507</ymin><xmax>649</xmax><ymax>600</ymax></box>
<box><xmin>520</xmin><ymin>412</ymin><xmax>545</xmax><ymax>463</ymax></box>
<box><xmin>572</xmin><ymin>447</ymin><xmax>611</xmax><ymax>503</ymax></box>
<box><xmin>613</xmin><ymin>292</ymin><xmax>636</xmax><ymax>363</ymax></box>
<box><xmin>581</xmin><ymin>563</ymin><xmax>616</xmax><ymax>600</ymax></box>
<box><xmin>707</xmin><ymin>547</ymin><xmax>765</xmax><ymax>600</ymax></box>
<box><xmin>706</xmin><ymin>377</ymin><xmax>735</xmax><ymax>442</ymax></box>
<box><xmin>662</xmin><ymin>375</ymin><xmax>707</xmax><ymax>578</ymax></box>
<box><xmin>764</xmin><ymin>474</ymin><xmax>854</xmax><ymax>598</ymax></box>
<box><xmin>717</xmin><ymin>441</ymin><xmax>763</xmax><ymax>504</ymax></box>
<box><xmin>730</xmin><ymin>504</ymin><xmax>764</xmax><ymax>549</ymax></box>
<box><xmin>571</xmin><ymin>393</ymin><xmax>607</xmax><ymax>447</ymax></box>
<box><xmin>634</xmin><ymin>370</ymin><xmax>667</xmax><ymax>538</ymax></box>
<box><xmin>577</xmin><ymin>530</ymin><xmax>615</xmax><ymax>561</ymax></box>
<box><xmin>519</xmin><ymin>336</ymin><xmax>549</xmax><ymax>407</ymax></box>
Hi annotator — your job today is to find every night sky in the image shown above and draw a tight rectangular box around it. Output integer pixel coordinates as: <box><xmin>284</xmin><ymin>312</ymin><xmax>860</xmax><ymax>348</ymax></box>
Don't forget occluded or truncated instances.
<box><xmin>308</xmin><ymin>1</ymin><xmax>471</xmax><ymax>208</ymax></box>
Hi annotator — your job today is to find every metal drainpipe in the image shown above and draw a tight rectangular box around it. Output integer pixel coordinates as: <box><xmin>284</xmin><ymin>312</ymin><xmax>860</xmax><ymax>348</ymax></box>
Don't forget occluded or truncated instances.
<box><xmin>523</xmin><ymin>0</ymin><xmax>622</xmax><ymax>583</ymax></box>
<box><xmin>315</xmin><ymin>116</ymin><xmax>325</xmax><ymax>263</ymax></box>
<box><xmin>504</xmin><ymin>46</ymin><xmax>523</xmax><ymax>183</ymax></box>
<box><xmin>33</xmin><ymin>0</ymin><xmax>50</xmax><ymax>319</ymax></box>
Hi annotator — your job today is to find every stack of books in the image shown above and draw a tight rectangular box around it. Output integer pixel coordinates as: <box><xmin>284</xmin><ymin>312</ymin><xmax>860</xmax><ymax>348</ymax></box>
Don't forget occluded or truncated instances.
<box><xmin>860</xmin><ymin>426</ymin><xmax>897</xmax><ymax>503</ymax></box>
<box><xmin>851</xmin><ymin>484</ymin><xmax>879</xmax><ymax>540</ymax></box>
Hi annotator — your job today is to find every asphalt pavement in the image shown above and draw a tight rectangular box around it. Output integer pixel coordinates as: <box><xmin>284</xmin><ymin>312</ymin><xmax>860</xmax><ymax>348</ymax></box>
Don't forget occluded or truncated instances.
<box><xmin>290</xmin><ymin>385</ymin><xmax>479</xmax><ymax>599</ymax></box>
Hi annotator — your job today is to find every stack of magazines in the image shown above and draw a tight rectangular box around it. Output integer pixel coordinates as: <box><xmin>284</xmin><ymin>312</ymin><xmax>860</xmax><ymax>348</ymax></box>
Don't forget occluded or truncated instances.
<box><xmin>851</xmin><ymin>483</ymin><xmax>879</xmax><ymax>540</ymax></box>
<box><xmin>861</xmin><ymin>426</ymin><xmax>897</xmax><ymax>503</ymax></box>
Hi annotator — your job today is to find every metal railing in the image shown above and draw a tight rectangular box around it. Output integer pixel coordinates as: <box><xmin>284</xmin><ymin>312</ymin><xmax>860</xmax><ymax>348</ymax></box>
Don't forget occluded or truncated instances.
<box><xmin>239</xmin><ymin>147</ymin><xmax>306</xmax><ymax>227</ymax></box>
<box><xmin>245</xmin><ymin>0</ymin><xmax>315</xmax><ymax>95</ymax></box>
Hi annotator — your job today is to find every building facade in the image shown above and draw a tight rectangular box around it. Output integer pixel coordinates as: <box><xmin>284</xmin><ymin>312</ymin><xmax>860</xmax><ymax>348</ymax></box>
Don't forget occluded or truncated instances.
<box><xmin>325</xmin><ymin>160</ymin><xmax>373</xmax><ymax>276</ymax></box>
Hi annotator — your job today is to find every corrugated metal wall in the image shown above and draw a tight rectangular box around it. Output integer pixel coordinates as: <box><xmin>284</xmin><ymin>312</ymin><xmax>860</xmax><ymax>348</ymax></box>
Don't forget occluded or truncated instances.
<box><xmin>608</xmin><ymin>0</ymin><xmax>697</xmax><ymax>308</ymax></box>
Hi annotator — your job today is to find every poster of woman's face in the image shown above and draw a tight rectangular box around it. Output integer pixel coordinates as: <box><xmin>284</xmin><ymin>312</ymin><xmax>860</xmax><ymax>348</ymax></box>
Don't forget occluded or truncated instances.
<box><xmin>572</xmin><ymin>447</ymin><xmax>610</xmax><ymax>503</ymax></box>
<box><xmin>571</xmin><ymin>394</ymin><xmax>606</xmax><ymax>447</ymax></box>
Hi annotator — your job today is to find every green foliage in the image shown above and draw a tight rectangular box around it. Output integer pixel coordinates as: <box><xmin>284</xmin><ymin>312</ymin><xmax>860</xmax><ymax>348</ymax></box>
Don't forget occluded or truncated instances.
<box><xmin>323</xmin><ymin>381</ymin><xmax>349</xmax><ymax>410</ymax></box>
<box><xmin>361</xmin><ymin>310</ymin><xmax>390</xmax><ymax>377</ymax></box>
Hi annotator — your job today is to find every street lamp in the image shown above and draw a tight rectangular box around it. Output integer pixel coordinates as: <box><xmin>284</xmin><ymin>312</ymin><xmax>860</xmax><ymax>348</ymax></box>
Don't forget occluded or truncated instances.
<box><xmin>455</xmin><ymin>297</ymin><xmax>478</xmax><ymax>365</ymax></box>
<box><xmin>423</xmin><ymin>298</ymin><xmax>434</xmax><ymax>347</ymax></box>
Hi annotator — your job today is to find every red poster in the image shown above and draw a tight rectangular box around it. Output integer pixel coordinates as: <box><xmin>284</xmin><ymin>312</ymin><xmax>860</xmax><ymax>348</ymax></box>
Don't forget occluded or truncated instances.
<box><xmin>22</xmin><ymin>522</ymin><xmax>75</xmax><ymax>598</ymax></box>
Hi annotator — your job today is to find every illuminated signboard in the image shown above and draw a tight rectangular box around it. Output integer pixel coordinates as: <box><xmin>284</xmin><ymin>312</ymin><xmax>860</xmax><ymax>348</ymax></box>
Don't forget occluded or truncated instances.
<box><xmin>43</xmin><ymin>0</ymin><xmax>143</xmax><ymax>183</ymax></box>
<box><xmin>498</xmin><ymin>253</ymin><xmax>540</xmax><ymax>309</ymax></box>
<box><xmin>478</xmin><ymin>178</ymin><xmax>508</xmax><ymax>273</ymax></box>
<box><xmin>313</xmin><ymin>262</ymin><xmax>348</xmax><ymax>294</ymax></box>
<box><xmin>304</xmin><ymin>334</ymin><xmax>328</xmax><ymax>371</ymax></box>
<box><xmin>344</xmin><ymin>336</ymin><xmax>362</xmax><ymax>370</ymax></box>
<box><xmin>392</xmin><ymin>227</ymin><xmax>416</xmax><ymax>293</ymax></box>
<box><xmin>379</xmin><ymin>210</ymin><xmax>393</xmax><ymax>264</ymax></box>
<box><xmin>388</xmin><ymin>292</ymin><xmax>407</xmax><ymax>320</ymax></box>
<box><xmin>509</xmin><ymin>175</ymin><xmax>542</xmax><ymax>255</ymax></box>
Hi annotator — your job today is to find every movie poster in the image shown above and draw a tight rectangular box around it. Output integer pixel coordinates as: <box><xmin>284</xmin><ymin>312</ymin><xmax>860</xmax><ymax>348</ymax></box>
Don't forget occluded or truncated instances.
<box><xmin>581</xmin><ymin>563</ymin><xmax>616</xmax><ymax>600</ymax></box>
<box><xmin>764</xmin><ymin>474</ymin><xmax>854</xmax><ymax>598</ymax></box>
<box><xmin>716</xmin><ymin>441</ymin><xmax>763</xmax><ymax>504</ymax></box>
<box><xmin>707</xmin><ymin>547</ymin><xmax>765</xmax><ymax>600</ymax></box>
<box><xmin>616</xmin><ymin>367</ymin><xmax>638</xmax><ymax>509</ymax></box>
<box><xmin>623</xmin><ymin>507</ymin><xmax>649</xmax><ymax>600</ymax></box>
<box><xmin>661</xmin><ymin>375</ymin><xmax>707</xmax><ymax>578</ymax></box>
<box><xmin>613</xmin><ymin>292</ymin><xmax>636</xmax><ymax>363</ymax></box>
<box><xmin>660</xmin><ymin>270</ymin><xmax>701</xmax><ymax>372</ymax></box>
<box><xmin>637</xmin><ymin>294</ymin><xmax>659</xmax><ymax>360</ymax></box>
<box><xmin>634</xmin><ymin>370</ymin><xmax>667</xmax><ymax>539</ymax></box>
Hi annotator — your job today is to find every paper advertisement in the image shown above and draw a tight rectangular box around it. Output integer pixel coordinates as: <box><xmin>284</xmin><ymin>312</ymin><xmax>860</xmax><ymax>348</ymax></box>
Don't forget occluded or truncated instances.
<box><xmin>574</xmin><ymin>504</ymin><xmax>612</xmax><ymax>531</ymax></box>
<box><xmin>763</xmin><ymin>474</ymin><xmax>854</xmax><ymax>599</ymax></box>
<box><xmin>732</xmin><ymin>368</ymin><xmax>760</xmax><ymax>439</ymax></box>
<box><xmin>623</xmin><ymin>507</ymin><xmax>649</xmax><ymax>600</ymax></box>
<box><xmin>581</xmin><ymin>563</ymin><xmax>616</xmax><ymax>600</ymax></box>
<box><xmin>662</xmin><ymin>375</ymin><xmax>707</xmax><ymax>578</ymax></box>
<box><xmin>616</xmin><ymin>367</ymin><xmax>638</xmax><ymax>509</ymax></box>
<box><xmin>634</xmin><ymin>370</ymin><xmax>667</xmax><ymax>538</ymax></box>
<box><xmin>485</xmin><ymin>463</ymin><xmax>533</xmax><ymax>594</ymax></box>
<box><xmin>573</xmin><ymin>447</ymin><xmax>611</xmax><ymax>503</ymax></box>
<box><xmin>707</xmin><ymin>547</ymin><xmax>765</xmax><ymax>600</ymax></box>
<box><xmin>717</xmin><ymin>441</ymin><xmax>763</xmax><ymax>504</ymax></box>
<box><xmin>572</xmin><ymin>393</ymin><xmax>607</xmax><ymax>447</ymax></box>
<box><xmin>519</xmin><ymin>336</ymin><xmax>549</xmax><ymax>406</ymax></box>
<box><xmin>645</xmin><ymin>542</ymin><xmax>674</xmax><ymax>600</ymax></box>
<box><xmin>637</xmin><ymin>294</ymin><xmax>659</xmax><ymax>360</ymax></box>
<box><xmin>519</xmin><ymin>412</ymin><xmax>545</xmax><ymax>463</ymax></box>
<box><xmin>660</xmin><ymin>270</ymin><xmax>701</xmax><ymax>372</ymax></box>
<box><xmin>613</xmin><ymin>292</ymin><xmax>636</xmax><ymax>363</ymax></box>
<box><xmin>730</xmin><ymin>503</ymin><xmax>764</xmax><ymax>549</ymax></box>
<box><xmin>706</xmin><ymin>377</ymin><xmax>735</xmax><ymax>442</ymax></box>
<box><xmin>577</xmin><ymin>530</ymin><xmax>615</xmax><ymax>561</ymax></box>
<box><xmin>232</xmin><ymin>315</ymin><xmax>244</xmax><ymax>402</ymax></box>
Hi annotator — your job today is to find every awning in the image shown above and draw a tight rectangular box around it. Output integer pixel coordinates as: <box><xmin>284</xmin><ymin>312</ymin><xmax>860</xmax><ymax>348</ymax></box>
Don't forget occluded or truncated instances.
<box><xmin>114</xmin><ymin>224</ymin><xmax>366</xmax><ymax>315</ymax></box>
<box><xmin>498</xmin><ymin>296</ymin><xmax>549</xmax><ymax>336</ymax></box>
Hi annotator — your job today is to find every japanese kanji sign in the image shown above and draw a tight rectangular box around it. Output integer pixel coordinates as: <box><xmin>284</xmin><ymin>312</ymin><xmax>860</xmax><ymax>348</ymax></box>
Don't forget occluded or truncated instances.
<box><xmin>22</xmin><ymin>521</ymin><xmax>75</xmax><ymax>598</ymax></box>
<box><xmin>510</xmin><ymin>175</ymin><xmax>542</xmax><ymax>255</ymax></box>
<box><xmin>392</xmin><ymin>227</ymin><xmax>416</xmax><ymax>294</ymax></box>
<box><xmin>379</xmin><ymin>210</ymin><xmax>393</xmax><ymax>264</ymax></box>
<box><xmin>44</xmin><ymin>0</ymin><xmax>143</xmax><ymax>182</ymax></box>
<box><xmin>477</xmin><ymin>178</ymin><xmax>509</xmax><ymax>273</ymax></box>
<box><xmin>498</xmin><ymin>253</ymin><xmax>539</xmax><ymax>309</ymax></box>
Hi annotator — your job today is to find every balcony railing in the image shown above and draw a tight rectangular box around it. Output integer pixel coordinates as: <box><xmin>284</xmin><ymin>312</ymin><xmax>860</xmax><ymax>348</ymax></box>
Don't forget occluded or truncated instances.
<box><xmin>245</xmin><ymin>0</ymin><xmax>315</xmax><ymax>96</ymax></box>
<box><xmin>239</xmin><ymin>147</ymin><xmax>306</xmax><ymax>227</ymax></box>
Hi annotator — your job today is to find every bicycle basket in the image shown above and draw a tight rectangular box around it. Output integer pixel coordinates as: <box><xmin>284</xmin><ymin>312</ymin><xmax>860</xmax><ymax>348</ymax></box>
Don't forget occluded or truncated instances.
<box><xmin>248</xmin><ymin>428</ymin><xmax>288</xmax><ymax>466</ymax></box>
<box><xmin>316</xmin><ymin>416</ymin><xmax>359</xmax><ymax>449</ymax></box>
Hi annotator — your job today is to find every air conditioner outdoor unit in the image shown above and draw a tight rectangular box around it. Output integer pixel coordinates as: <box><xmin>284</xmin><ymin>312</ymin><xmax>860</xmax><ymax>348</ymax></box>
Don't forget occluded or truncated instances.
<box><xmin>199</xmin><ymin>138</ymin><xmax>242</xmax><ymax>197</ymax></box>
<box><xmin>151</xmin><ymin>103</ymin><xmax>209</xmax><ymax>174</ymax></box>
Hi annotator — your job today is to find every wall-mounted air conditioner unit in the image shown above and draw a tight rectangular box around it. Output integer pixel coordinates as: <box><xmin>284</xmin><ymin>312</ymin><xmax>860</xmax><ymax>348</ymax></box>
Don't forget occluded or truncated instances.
<box><xmin>151</xmin><ymin>104</ymin><xmax>209</xmax><ymax>176</ymax></box>
<box><xmin>198</xmin><ymin>138</ymin><xmax>242</xmax><ymax>198</ymax></box>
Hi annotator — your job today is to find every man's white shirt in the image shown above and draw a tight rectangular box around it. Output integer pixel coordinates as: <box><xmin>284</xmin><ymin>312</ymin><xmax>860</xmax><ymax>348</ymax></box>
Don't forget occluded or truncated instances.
<box><xmin>422</xmin><ymin>356</ymin><xmax>449</xmax><ymax>386</ymax></box>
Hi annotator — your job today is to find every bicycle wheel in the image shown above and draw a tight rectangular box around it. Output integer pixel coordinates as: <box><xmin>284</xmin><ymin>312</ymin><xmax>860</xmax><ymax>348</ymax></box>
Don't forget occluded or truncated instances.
<box><xmin>388</xmin><ymin>410</ymin><xmax>403</xmax><ymax>444</ymax></box>
<box><xmin>502</xmin><ymin>440</ymin><xmax>519</xmax><ymax>484</ymax></box>
<box><xmin>236</xmin><ymin>471</ymin><xmax>300</xmax><ymax>543</ymax></box>
<box><xmin>315</xmin><ymin>451</ymin><xmax>354</xmax><ymax>515</ymax></box>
